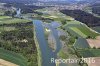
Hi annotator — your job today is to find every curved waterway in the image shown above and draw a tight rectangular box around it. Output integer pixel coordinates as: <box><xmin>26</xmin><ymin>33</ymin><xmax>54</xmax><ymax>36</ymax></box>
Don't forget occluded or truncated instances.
<box><xmin>33</xmin><ymin>20</ymin><xmax>56</xmax><ymax>66</ymax></box>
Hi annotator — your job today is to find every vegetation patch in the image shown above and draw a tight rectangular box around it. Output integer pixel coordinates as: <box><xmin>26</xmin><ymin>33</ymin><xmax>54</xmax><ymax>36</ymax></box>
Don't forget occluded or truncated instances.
<box><xmin>57</xmin><ymin>50</ymin><xmax>69</xmax><ymax>59</ymax></box>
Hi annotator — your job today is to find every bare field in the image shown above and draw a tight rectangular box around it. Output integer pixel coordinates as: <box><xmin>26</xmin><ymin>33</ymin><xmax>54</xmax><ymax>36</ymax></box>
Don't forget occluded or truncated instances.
<box><xmin>0</xmin><ymin>59</ymin><xmax>18</xmax><ymax>66</ymax></box>
<box><xmin>86</xmin><ymin>57</ymin><xmax>100</xmax><ymax>66</ymax></box>
<box><xmin>87</xmin><ymin>36</ymin><xmax>100</xmax><ymax>48</ymax></box>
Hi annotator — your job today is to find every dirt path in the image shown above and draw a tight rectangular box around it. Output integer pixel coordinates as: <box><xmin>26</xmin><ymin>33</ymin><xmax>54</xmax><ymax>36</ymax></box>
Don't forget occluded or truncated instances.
<box><xmin>0</xmin><ymin>59</ymin><xmax>18</xmax><ymax>66</ymax></box>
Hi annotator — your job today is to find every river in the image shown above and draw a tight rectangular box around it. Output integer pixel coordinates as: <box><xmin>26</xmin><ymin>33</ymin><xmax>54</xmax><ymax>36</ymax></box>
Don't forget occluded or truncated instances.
<box><xmin>33</xmin><ymin>20</ymin><xmax>56</xmax><ymax>66</ymax></box>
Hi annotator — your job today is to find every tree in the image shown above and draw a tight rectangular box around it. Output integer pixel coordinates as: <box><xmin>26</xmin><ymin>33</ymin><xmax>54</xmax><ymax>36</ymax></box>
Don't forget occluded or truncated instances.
<box><xmin>62</xmin><ymin>20</ymin><xmax>67</xmax><ymax>25</ymax></box>
<box><xmin>12</xmin><ymin>11</ymin><xmax>16</xmax><ymax>18</ymax></box>
<box><xmin>4</xmin><ymin>11</ymin><xmax>11</xmax><ymax>16</ymax></box>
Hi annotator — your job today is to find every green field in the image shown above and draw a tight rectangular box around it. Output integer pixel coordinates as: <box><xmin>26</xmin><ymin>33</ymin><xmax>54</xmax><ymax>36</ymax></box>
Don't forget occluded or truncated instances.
<box><xmin>74</xmin><ymin>38</ymin><xmax>90</xmax><ymax>49</ymax></box>
<box><xmin>0</xmin><ymin>48</ymin><xmax>27</xmax><ymax>66</ymax></box>
<box><xmin>0</xmin><ymin>16</ymin><xmax>11</xmax><ymax>19</ymax></box>
<box><xmin>78</xmin><ymin>49</ymin><xmax>100</xmax><ymax>58</ymax></box>
<box><xmin>70</xmin><ymin>27</ymin><xmax>87</xmax><ymax>38</ymax></box>
<box><xmin>0</xmin><ymin>16</ymin><xmax>31</xmax><ymax>24</ymax></box>
<box><xmin>64</xmin><ymin>21</ymin><xmax>99</xmax><ymax>38</ymax></box>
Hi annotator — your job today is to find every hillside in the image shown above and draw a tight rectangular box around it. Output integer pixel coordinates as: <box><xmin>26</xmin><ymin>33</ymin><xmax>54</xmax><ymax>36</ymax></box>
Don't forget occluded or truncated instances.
<box><xmin>61</xmin><ymin>10</ymin><xmax>100</xmax><ymax>27</ymax></box>
<box><xmin>91</xmin><ymin>3</ymin><xmax>100</xmax><ymax>15</ymax></box>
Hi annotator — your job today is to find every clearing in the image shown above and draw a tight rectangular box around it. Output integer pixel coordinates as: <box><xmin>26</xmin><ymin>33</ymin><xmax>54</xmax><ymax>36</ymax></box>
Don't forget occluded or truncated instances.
<box><xmin>87</xmin><ymin>36</ymin><xmax>100</xmax><ymax>48</ymax></box>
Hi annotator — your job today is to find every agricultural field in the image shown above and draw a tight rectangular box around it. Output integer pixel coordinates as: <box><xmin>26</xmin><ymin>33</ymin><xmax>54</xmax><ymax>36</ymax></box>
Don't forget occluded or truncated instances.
<box><xmin>0</xmin><ymin>16</ymin><xmax>31</xmax><ymax>24</ymax></box>
<box><xmin>0</xmin><ymin>48</ymin><xmax>27</xmax><ymax>66</ymax></box>
<box><xmin>86</xmin><ymin>57</ymin><xmax>100</xmax><ymax>66</ymax></box>
<box><xmin>74</xmin><ymin>38</ymin><xmax>90</xmax><ymax>49</ymax></box>
<box><xmin>86</xmin><ymin>36</ymin><xmax>100</xmax><ymax>48</ymax></box>
<box><xmin>64</xmin><ymin>21</ymin><xmax>99</xmax><ymax>38</ymax></box>
<box><xmin>70</xmin><ymin>27</ymin><xmax>87</xmax><ymax>38</ymax></box>
<box><xmin>78</xmin><ymin>49</ymin><xmax>100</xmax><ymax>58</ymax></box>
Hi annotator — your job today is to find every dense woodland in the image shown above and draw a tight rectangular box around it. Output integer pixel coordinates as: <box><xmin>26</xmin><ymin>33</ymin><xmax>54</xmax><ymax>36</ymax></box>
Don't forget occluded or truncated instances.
<box><xmin>61</xmin><ymin>10</ymin><xmax>100</xmax><ymax>27</ymax></box>
<box><xmin>0</xmin><ymin>22</ymin><xmax>37</xmax><ymax>66</ymax></box>
<box><xmin>92</xmin><ymin>3</ymin><xmax>100</xmax><ymax>15</ymax></box>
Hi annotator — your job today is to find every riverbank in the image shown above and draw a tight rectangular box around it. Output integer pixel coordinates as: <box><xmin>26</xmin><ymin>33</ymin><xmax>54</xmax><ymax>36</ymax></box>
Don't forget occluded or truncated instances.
<box><xmin>34</xmin><ymin>24</ymin><xmax>42</xmax><ymax>66</ymax></box>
